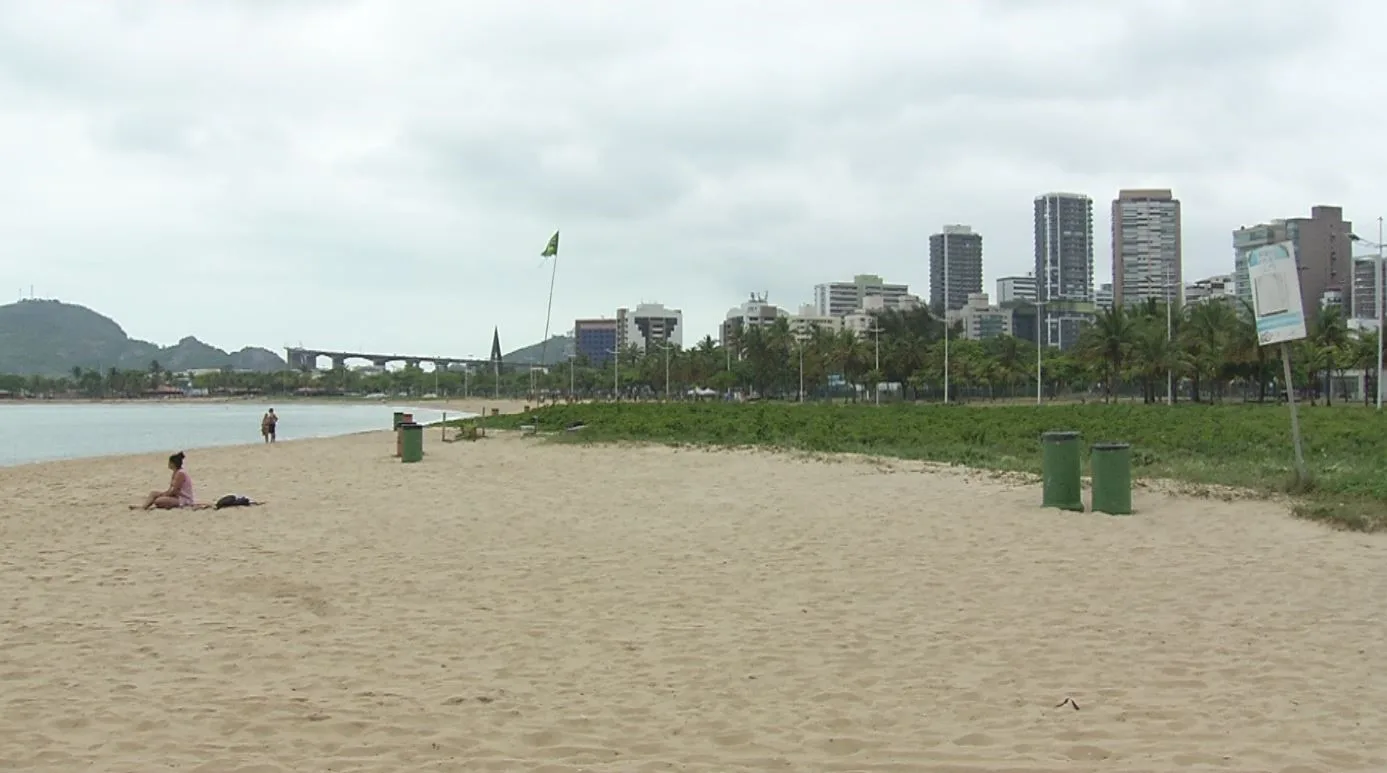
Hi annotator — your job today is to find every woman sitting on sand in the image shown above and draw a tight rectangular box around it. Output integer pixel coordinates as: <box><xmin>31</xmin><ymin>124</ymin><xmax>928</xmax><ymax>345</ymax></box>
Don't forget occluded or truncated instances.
<box><xmin>136</xmin><ymin>451</ymin><xmax>195</xmax><ymax>510</ymax></box>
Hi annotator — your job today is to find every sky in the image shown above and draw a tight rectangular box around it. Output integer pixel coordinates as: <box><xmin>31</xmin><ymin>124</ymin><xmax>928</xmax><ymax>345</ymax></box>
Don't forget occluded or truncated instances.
<box><xmin>3</xmin><ymin>0</ymin><xmax>1386</xmax><ymax>359</ymax></box>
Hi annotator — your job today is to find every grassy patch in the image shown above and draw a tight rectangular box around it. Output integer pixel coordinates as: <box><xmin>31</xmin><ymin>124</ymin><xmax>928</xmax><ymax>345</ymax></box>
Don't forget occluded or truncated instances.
<box><xmin>479</xmin><ymin>402</ymin><xmax>1387</xmax><ymax>533</ymax></box>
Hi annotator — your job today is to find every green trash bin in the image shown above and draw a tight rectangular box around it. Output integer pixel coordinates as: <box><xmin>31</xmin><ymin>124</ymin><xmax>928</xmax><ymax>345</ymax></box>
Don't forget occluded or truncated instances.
<box><xmin>392</xmin><ymin>411</ymin><xmax>406</xmax><ymax>430</ymax></box>
<box><xmin>1041</xmin><ymin>430</ymin><xmax>1084</xmax><ymax>511</ymax></box>
<box><xmin>399</xmin><ymin>422</ymin><xmax>424</xmax><ymax>464</ymax></box>
<box><xmin>1090</xmin><ymin>442</ymin><xmax>1133</xmax><ymax>515</ymax></box>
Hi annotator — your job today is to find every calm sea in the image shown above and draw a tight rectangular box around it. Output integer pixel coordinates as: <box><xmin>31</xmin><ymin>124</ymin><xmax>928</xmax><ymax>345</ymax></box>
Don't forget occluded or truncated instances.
<box><xmin>0</xmin><ymin>402</ymin><xmax>458</xmax><ymax>467</ymax></box>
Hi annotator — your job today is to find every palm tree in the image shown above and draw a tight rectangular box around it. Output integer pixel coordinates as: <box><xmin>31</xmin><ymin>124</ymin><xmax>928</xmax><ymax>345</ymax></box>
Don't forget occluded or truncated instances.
<box><xmin>1078</xmin><ymin>307</ymin><xmax>1135</xmax><ymax>402</ymax></box>
<box><xmin>1313</xmin><ymin>306</ymin><xmax>1350</xmax><ymax>405</ymax></box>
<box><xmin>1182</xmin><ymin>301</ymin><xmax>1238</xmax><ymax>402</ymax></box>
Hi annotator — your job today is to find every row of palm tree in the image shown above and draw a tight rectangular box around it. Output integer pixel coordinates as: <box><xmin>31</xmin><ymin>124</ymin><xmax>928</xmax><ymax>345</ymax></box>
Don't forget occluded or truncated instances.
<box><xmin>555</xmin><ymin>299</ymin><xmax>1378</xmax><ymax>405</ymax></box>
<box><xmin>5</xmin><ymin>301</ymin><xmax>1377</xmax><ymax>404</ymax></box>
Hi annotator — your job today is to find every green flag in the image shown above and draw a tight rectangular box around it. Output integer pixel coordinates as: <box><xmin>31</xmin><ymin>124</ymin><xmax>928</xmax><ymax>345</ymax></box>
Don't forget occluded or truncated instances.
<box><xmin>541</xmin><ymin>230</ymin><xmax>559</xmax><ymax>258</ymax></box>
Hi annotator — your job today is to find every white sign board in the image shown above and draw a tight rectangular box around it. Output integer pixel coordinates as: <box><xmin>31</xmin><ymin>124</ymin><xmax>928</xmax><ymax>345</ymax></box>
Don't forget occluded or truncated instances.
<box><xmin>1246</xmin><ymin>240</ymin><xmax>1308</xmax><ymax>346</ymax></box>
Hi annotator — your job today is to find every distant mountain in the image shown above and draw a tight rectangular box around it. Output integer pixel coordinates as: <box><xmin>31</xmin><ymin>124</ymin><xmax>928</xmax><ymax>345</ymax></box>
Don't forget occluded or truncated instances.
<box><xmin>503</xmin><ymin>335</ymin><xmax>574</xmax><ymax>366</ymax></box>
<box><xmin>0</xmin><ymin>299</ymin><xmax>288</xmax><ymax>376</ymax></box>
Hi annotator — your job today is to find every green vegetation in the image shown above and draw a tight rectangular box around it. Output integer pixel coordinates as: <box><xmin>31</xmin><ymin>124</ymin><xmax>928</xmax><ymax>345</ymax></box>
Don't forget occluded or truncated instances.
<box><xmin>5</xmin><ymin>294</ymin><xmax>1378</xmax><ymax>409</ymax></box>
<box><xmin>0</xmin><ymin>299</ymin><xmax>285</xmax><ymax>377</ymax></box>
<box><xmin>527</xmin><ymin>298</ymin><xmax>1373</xmax><ymax>406</ymax></box>
<box><xmin>480</xmin><ymin>401</ymin><xmax>1387</xmax><ymax>533</ymax></box>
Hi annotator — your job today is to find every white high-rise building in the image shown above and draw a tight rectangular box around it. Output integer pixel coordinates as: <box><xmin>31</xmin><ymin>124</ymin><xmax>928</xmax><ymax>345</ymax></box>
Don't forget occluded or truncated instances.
<box><xmin>996</xmin><ymin>274</ymin><xmax>1037</xmax><ymax>304</ymax></box>
<box><xmin>1111</xmin><ymin>189</ymin><xmax>1182</xmax><ymax>307</ymax></box>
<box><xmin>617</xmin><ymin>302</ymin><xmax>683</xmax><ymax>351</ymax></box>
<box><xmin>813</xmin><ymin>274</ymin><xmax>911</xmax><ymax>317</ymax></box>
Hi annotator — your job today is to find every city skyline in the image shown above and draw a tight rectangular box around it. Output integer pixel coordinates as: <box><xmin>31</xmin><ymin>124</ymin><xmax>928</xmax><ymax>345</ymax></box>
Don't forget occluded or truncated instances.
<box><xmin>5</xmin><ymin>2</ymin><xmax>1386</xmax><ymax>357</ymax></box>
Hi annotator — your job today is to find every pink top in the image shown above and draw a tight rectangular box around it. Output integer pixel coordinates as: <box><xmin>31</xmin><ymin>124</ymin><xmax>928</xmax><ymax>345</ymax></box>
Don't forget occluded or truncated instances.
<box><xmin>173</xmin><ymin>470</ymin><xmax>194</xmax><ymax>507</ymax></box>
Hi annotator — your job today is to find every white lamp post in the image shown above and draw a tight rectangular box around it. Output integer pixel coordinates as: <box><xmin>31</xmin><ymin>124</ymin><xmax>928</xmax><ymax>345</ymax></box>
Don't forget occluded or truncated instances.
<box><xmin>1035</xmin><ymin>301</ymin><xmax>1045</xmax><ymax>405</ymax></box>
<box><xmin>867</xmin><ymin>322</ymin><xmax>884</xmax><ymax>405</ymax></box>
<box><xmin>1350</xmin><ymin>220</ymin><xmax>1385</xmax><ymax>410</ymax></box>
<box><xmin>943</xmin><ymin>231</ymin><xmax>951</xmax><ymax>405</ymax></box>
<box><xmin>606</xmin><ymin>347</ymin><xmax>620</xmax><ymax>399</ymax></box>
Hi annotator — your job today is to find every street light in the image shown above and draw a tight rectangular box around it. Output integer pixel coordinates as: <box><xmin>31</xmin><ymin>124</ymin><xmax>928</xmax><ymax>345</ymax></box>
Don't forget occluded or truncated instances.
<box><xmin>867</xmin><ymin>321</ymin><xmax>884</xmax><ymax>406</ymax></box>
<box><xmin>942</xmin><ymin>230</ymin><xmax>950</xmax><ymax>405</ymax></box>
<box><xmin>653</xmin><ymin>340</ymin><xmax>675</xmax><ymax>401</ymax></box>
<box><xmin>606</xmin><ymin>347</ymin><xmax>620</xmax><ymax>400</ymax></box>
<box><xmin>1035</xmin><ymin>300</ymin><xmax>1046</xmax><ymax>405</ymax></box>
<box><xmin>1349</xmin><ymin>217</ymin><xmax>1384</xmax><ymax>410</ymax></box>
<box><xmin>1164</xmin><ymin>258</ymin><xmax>1174</xmax><ymax>406</ymax></box>
<box><xmin>568</xmin><ymin>354</ymin><xmax>576</xmax><ymax>402</ymax></box>
<box><xmin>797</xmin><ymin>338</ymin><xmax>805</xmax><ymax>403</ymax></box>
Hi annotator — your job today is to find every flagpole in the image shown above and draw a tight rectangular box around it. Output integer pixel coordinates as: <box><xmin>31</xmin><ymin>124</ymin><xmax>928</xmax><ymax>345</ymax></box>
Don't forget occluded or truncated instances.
<box><xmin>538</xmin><ymin>250</ymin><xmax>559</xmax><ymax>382</ymax></box>
<box><xmin>536</xmin><ymin>231</ymin><xmax>561</xmax><ymax>407</ymax></box>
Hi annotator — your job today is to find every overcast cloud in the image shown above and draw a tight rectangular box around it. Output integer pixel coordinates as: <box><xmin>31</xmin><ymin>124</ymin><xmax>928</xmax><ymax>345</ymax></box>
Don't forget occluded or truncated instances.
<box><xmin>2</xmin><ymin>0</ymin><xmax>1384</xmax><ymax>358</ymax></box>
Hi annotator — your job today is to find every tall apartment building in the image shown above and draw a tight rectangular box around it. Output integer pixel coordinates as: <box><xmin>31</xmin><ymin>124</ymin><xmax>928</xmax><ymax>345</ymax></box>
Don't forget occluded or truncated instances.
<box><xmin>616</xmin><ymin>302</ymin><xmax>683</xmax><ymax>351</ymax></box>
<box><xmin>1233</xmin><ymin>206</ymin><xmax>1352</xmax><ymax>325</ymax></box>
<box><xmin>813</xmin><ymin>274</ymin><xmax>911</xmax><ymax>318</ymax></box>
<box><xmin>722</xmin><ymin>293</ymin><xmax>786</xmax><ymax>352</ymax></box>
<box><xmin>573</xmin><ymin>318</ymin><xmax>619</xmax><ymax>364</ymax></box>
<box><xmin>1112</xmin><ymin>189</ymin><xmax>1182</xmax><ymax>307</ymax></box>
<box><xmin>928</xmin><ymin>225</ymin><xmax>983</xmax><ymax>314</ymax></box>
<box><xmin>995</xmin><ymin>274</ymin><xmax>1037</xmax><ymax>304</ymax></box>
<box><xmin>1352</xmin><ymin>259</ymin><xmax>1386</xmax><ymax>323</ymax></box>
<box><xmin>1034</xmin><ymin>192</ymin><xmax>1095</xmax><ymax>349</ymax></box>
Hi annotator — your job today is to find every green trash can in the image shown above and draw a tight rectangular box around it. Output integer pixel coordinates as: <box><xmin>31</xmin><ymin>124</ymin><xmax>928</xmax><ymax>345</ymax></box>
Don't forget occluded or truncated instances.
<box><xmin>1090</xmin><ymin>442</ymin><xmax>1133</xmax><ymax>515</ymax></box>
<box><xmin>399</xmin><ymin>422</ymin><xmax>424</xmax><ymax>463</ymax></box>
<box><xmin>392</xmin><ymin>411</ymin><xmax>406</xmax><ymax>430</ymax></box>
<box><xmin>1041</xmin><ymin>430</ymin><xmax>1084</xmax><ymax>511</ymax></box>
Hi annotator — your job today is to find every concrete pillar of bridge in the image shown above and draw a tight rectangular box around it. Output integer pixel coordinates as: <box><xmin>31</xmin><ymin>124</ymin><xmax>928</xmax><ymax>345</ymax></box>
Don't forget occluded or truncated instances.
<box><xmin>332</xmin><ymin>356</ymin><xmax>347</xmax><ymax>370</ymax></box>
<box><xmin>405</xmin><ymin>359</ymin><xmax>421</xmax><ymax>370</ymax></box>
<box><xmin>372</xmin><ymin>359</ymin><xmax>389</xmax><ymax>369</ymax></box>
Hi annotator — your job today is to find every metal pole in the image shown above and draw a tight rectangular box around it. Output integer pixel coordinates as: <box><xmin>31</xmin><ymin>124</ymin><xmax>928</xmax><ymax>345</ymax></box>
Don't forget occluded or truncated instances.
<box><xmin>1036</xmin><ymin>302</ymin><xmax>1044</xmax><ymax>405</ymax></box>
<box><xmin>871</xmin><ymin>324</ymin><xmax>882</xmax><ymax>406</ymax></box>
<box><xmin>1378</xmin><ymin>216</ymin><xmax>1383</xmax><ymax>410</ymax></box>
<box><xmin>943</xmin><ymin>231</ymin><xmax>950</xmax><ymax>405</ymax></box>
<box><xmin>611</xmin><ymin>348</ymin><xmax>619</xmax><ymax>399</ymax></box>
<box><xmin>798</xmin><ymin>342</ymin><xmax>804</xmax><ymax>402</ymax></box>
<box><xmin>569</xmin><ymin>356</ymin><xmax>575</xmax><ymax>400</ymax></box>
<box><xmin>664</xmin><ymin>343</ymin><xmax>671</xmax><ymax>401</ymax></box>
<box><xmin>1166</xmin><ymin>257</ymin><xmax>1173</xmax><ymax>406</ymax></box>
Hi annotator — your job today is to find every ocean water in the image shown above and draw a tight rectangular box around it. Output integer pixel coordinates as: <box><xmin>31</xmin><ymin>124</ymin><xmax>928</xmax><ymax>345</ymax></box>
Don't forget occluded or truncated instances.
<box><xmin>0</xmin><ymin>402</ymin><xmax>457</xmax><ymax>467</ymax></box>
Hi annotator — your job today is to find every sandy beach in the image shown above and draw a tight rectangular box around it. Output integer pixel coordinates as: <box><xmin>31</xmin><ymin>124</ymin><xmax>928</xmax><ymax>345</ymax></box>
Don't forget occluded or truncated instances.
<box><xmin>1</xmin><ymin>431</ymin><xmax>1384</xmax><ymax>772</ymax></box>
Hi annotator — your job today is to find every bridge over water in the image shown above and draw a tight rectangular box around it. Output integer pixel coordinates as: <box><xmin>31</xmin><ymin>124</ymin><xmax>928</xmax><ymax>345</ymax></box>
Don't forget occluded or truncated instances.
<box><xmin>286</xmin><ymin>347</ymin><xmax>496</xmax><ymax>372</ymax></box>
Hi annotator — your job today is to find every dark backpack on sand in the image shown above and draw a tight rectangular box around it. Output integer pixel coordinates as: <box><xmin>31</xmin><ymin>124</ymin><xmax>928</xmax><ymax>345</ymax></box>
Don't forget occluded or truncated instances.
<box><xmin>214</xmin><ymin>494</ymin><xmax>253</xmax><ymax>510</ymax></box>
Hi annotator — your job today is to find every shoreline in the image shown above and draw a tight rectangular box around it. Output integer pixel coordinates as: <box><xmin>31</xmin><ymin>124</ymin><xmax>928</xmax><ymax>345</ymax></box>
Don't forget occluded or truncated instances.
<box><xmin>0</xmin><ymin>399</ymin><xmax>531</xmax><ymax>469</ymax></box>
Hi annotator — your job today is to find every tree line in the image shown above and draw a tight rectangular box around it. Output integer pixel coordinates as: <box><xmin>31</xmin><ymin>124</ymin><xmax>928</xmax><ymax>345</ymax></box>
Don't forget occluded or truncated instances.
<box><xmin>2</xmin><ymin>300</ymin><xmax>1376</xmax><ymax>405</ymax></box>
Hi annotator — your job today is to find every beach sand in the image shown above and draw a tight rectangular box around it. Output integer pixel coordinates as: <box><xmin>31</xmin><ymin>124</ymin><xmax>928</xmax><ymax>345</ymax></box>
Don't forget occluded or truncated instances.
<box><xmin>2</xmin><ymin>431</ymin><xmax>1384</xmax><ymax>772</ymax></box>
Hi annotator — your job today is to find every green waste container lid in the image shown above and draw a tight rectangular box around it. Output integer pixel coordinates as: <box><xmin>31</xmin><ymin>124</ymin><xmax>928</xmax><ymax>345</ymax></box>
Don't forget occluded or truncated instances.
<box><xmin>1091</xmin><ymin>442</ymin><xmax>1130</xmax><ymax>451</ymax></box>
<box><xmin>1041</xmin><ymin>430</ymin><xmax>1080</xmax><ymax>442</ymax></box>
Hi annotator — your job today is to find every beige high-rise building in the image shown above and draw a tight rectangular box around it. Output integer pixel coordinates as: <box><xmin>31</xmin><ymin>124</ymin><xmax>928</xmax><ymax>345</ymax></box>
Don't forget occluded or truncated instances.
<box><xmin>1112</xmin><ymin>189</ymin><xmax>1182</xmax><ymax>308</ymax></box>
<box><xmin>1233</xmin><ymin>206</ymin><xmax>1352</xmax><ymax>325</ymax></box>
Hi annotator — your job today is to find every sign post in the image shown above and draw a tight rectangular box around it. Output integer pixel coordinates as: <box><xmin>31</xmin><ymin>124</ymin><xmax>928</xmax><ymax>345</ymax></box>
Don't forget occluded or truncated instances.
<box><xmin>1247</xmin><ymin>240</ymin><xmax>1309</xmax><ymax>485</ymax></box>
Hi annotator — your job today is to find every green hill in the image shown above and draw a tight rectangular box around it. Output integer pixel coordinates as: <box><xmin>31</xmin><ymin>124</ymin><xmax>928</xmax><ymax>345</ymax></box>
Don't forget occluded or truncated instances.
<box><xmin>0</xmin><ymin>299</ymin><xmax>288</xmax><ymax>376</ymax></box>
<box><xmin>503</xmin><ymin>335</ymin><xmax>574</xmax><ymax>366</ymax></box>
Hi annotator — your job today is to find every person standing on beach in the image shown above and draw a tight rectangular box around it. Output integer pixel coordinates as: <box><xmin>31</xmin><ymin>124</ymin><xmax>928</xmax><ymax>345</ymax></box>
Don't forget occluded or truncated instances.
<box><xmin>261</xmin><ymin>408</ymin><xmax>278</xmax><ymax>443</ymax></box>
